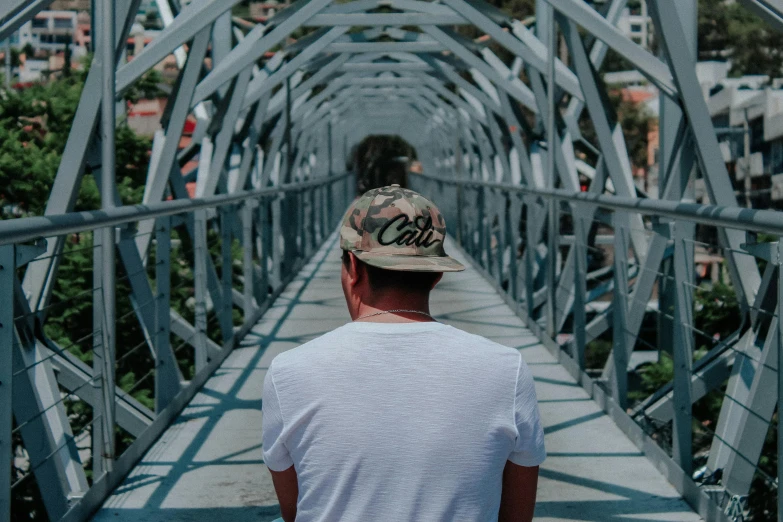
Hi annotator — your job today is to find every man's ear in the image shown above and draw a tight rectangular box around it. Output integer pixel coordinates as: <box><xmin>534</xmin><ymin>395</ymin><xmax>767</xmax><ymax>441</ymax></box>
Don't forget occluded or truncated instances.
<box><xmin>347</xmin><ymin>251</ymin><xmax>363</xmax><ymax>287</ymax></box>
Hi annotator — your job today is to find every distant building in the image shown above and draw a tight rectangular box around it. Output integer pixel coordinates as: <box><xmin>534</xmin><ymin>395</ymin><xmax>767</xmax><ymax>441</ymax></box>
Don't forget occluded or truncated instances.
<box><xmin>590</xmin><ymin>0</ymin><xmax>651</xmax><ymax>50</ymax></box>
<box><xmin>701</xmin><ymin>73</ymin><xmax>783</xmax><ymax>207</ymax></box>
<box><xmin>48</xmin><ymin>0</ymin><xmax>90</xmax><ymax>10</ymax></box>
<box><xmin>18</xmin><ymin>59</ymin><xmax>48</xmax><ymax>83</ymax></box>
<box><xmin>29</xmin><ymin>10</ymin><xmax>89</xmax><ymax>57</ymax></box>
<box><xmin>8</xmin><ymin>21</ymin><xmax>33</xmax><ymax>49</ymax></box>
<box><xmin>617</xmin><ymin>2</ymin><xmax>651</xmax><ymax>50</ymax></box>
<box><xmin>127</xmin><ymin>98</ymin><xmax>167</xmax><ymax>137</ymax></box>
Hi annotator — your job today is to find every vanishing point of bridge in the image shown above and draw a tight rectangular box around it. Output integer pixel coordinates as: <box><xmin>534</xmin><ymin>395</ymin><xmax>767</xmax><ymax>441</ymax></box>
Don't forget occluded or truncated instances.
<box><xmin>2</xmin><ymin>0</ymin><xmax>783</xmax><ymax>521</ymax></box>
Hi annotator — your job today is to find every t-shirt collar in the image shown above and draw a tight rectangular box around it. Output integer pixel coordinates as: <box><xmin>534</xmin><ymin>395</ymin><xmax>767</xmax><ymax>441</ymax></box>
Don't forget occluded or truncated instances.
<box><xmin>340</xmin><ymin>321</ymin><xmax>449</xmax><ymax>334</ymax></box>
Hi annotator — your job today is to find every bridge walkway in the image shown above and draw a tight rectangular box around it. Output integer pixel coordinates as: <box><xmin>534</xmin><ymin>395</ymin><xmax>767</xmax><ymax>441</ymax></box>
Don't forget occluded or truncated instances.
<box><xmin>93</xmin><ymin>235</ymin><xmax>702</xmax><ymax>522</ymax></box>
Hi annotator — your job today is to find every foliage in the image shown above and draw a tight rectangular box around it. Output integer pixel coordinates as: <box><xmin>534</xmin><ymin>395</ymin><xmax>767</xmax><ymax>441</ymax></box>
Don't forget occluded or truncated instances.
<box><xmin>579</xmin><ymin>87</ymin><xmax>654</xmax><ymax>171</ymax></box>
<box><xmin>585</xmin><ymin>338</ymin><xmax>612</xmax><ymax>370</ymax></box>
<box><xmin>693</xmin><ymin>281</ymin><xmax>741</xmax><ymax>350</ymax></box>
<box><xmin>124</xmin><ymin>70</ymin><xmax>168</xmax><ymax>104</ymax></box>
<box><xmin>725</xmin><ymin>4</ymin><xmax>783</xmax><ymax>79</ymax></box>
<box><xmin>0</xmin><ymin>72</ymin><xmax>153</xmax><ymax>219</ymax></box>
<box><xmin>698</xmin><ymin>0</ymin><xmax>783</xmax><ymax>79</ymax></box>
<box><xmin>632</xmin><ymin>281</ymin><xmax>741</xmax><ymax>398</ymax></box>
<box><xmin>698</xmin><ymin>0</ymin><xmax>733</xmax><ymax>61</ymax></box>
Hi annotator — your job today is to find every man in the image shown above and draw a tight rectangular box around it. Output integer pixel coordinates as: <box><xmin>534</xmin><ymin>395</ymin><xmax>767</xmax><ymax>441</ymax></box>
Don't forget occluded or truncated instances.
<box><xmin>262</xmin><ymin>184</ymin><xmax>545</xmax><ymax>522</ymax></box>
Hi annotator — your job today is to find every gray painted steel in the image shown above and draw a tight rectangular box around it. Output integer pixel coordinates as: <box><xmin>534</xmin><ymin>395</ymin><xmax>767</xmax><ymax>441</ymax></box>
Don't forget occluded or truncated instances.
<box><xmin>0</xmin><ymin>247</ymin><xmax>12</xmax><ymax>522</ymax></box>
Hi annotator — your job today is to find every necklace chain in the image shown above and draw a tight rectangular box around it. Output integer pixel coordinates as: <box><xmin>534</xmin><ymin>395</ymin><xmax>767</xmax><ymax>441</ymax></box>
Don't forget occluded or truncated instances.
<box><xmin>354</xmin><ymin>309</ymin><xmax>434</xmax><ymax>321</ymax></box>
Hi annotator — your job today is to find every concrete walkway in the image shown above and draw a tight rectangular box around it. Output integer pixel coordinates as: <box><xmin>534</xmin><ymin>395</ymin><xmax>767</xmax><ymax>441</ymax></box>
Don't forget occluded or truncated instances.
<box><xmin>94</xmin><ymin>235</ymin><xmax>701</xmax><ymax>521</ymax></box>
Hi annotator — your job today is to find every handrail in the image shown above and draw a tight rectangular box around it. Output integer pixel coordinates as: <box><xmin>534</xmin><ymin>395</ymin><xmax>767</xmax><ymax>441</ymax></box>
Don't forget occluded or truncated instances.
<box><xmin>0</xmin><ymin>173</ymin><xmax>352</xmax><ymax>246</ymax></box>
<box><xmin>415</xmin><ymin>173</ymin><xmax>783</xmax><ymax>236</ymax></box>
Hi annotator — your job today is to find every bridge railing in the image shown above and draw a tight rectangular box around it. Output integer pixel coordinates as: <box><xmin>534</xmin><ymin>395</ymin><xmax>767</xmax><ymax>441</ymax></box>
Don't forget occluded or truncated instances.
<box><xmin>410</xmin><ymin>172</ymin><xmax>781</xmax><ymax>522</ymax></box>
<box><xmin>0</xmin><ymin>173</ymin><xmax>353</xmax><ymax>522</ymax></box>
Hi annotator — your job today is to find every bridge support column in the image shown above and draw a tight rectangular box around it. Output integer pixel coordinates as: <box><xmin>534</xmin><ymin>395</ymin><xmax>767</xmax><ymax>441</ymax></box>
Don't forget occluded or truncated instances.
<box><xmin>777</xmin><ymin>241</ymin><xmax>783</xmax><ymax>522</ymax></box>
<box><xmin>572</xmin><ymin>209</ymin><xmax>588</xmax><ymax>370</ymax></box>
<box><xmin>0</xmin><ymin>246</ymin><xmax>12</xmax><ymax>522</ymax></box>
<box><xmin>611</xmin><ymin>212</ymin><xmax>629</xmax><ymax>409</ymax></box>
<box><xmin>220</xmin><ymin>207</ymin><xmax>234</xmax><ymax>346</ymax></box>
<box><xmin>155</xmin><ymin>216</ymin><xmax>179</xmax><ymax>413</ymax></box>
<box><xmin>672</xmin><ymin>221</ymin><xmax>695</xmax><ymax>475</ymax></box>
<box><xmin>242</xmin><ymin>202</ymin><xmax>256</xmax><ymax>318</ymax></box>
<box><xmin>193</xmin><ymin>209</ymin><xmax>209</xmax><ymax>372</ymax></box>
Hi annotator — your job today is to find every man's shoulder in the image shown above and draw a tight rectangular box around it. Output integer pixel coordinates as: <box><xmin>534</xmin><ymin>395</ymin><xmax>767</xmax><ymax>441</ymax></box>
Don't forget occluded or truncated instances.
<box><xmin>443</xmin><ymin>325</ymin><xmax>521</xmax><ymax>358</ymax></box>
<box><xmin>269</xmin><ymin>324</ymin><xmax>349</xmax><ymax>372</ymax></box>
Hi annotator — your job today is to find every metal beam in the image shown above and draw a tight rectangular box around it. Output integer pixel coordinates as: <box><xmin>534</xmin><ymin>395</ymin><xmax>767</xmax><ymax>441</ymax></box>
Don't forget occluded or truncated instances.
<box><xmin>305</xmin><ymin>13</ymin><xmax>467</xmax><ymax>25</ymax></box>
<box><xmin>192</xmin><ymin>0</ymin><xmax>332</xmax><ymax>104</ymax></box>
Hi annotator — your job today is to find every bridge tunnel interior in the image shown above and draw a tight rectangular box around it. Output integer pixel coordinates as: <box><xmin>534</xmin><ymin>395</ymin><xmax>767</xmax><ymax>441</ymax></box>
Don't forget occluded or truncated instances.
<box><xmin>353</xmin><ymin>135</ymin><xmax>418</xmax><ymax>192</ymax></box>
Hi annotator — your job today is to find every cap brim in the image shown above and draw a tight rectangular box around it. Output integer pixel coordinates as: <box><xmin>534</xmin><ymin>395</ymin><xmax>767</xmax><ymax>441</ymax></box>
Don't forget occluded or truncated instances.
<box><xmin>353</xmin><ymin>251</ymin><xmax>466</xmax><ymax>272</ymax></box>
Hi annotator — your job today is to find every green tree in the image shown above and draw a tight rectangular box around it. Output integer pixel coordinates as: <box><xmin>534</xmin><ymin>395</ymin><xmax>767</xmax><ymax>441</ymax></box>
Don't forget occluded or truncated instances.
<box><xmin>698</xmin><ymin>0</ymin><xmax>733</xmax><ymax>60</ymax></box>
<box><xmin>578</xmin><ymin>87</ymin><xmax>654</xmax><ymax>172</ymax></box>
<box><xmin>0</xmin><ymin>72</ymin><xmax>152</xmax><ymax>219</ymax></box>
<box><xmin>697</xmin><ymin>0</ymin><xmax>783</xmax><ymax>79</ymax></box>
<box><xmin>725</xmin><ymin>2</ymin><xmax>783</xmax><ymax>78</ymax></box>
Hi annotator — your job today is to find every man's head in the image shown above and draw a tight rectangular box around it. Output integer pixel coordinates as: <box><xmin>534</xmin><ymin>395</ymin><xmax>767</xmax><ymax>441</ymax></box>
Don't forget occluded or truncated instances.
<box><xmin>339</xmin><ymin>184</ymin><xmax>464</xmax><ymax>319</ymax></box>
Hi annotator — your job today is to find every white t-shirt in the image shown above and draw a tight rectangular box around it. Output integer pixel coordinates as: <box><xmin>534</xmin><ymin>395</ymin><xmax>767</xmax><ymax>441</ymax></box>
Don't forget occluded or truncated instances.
<box><xmin>262</xmin><ymin>321</ymin><xmax>546</xmax><ymax>522</ymax></box>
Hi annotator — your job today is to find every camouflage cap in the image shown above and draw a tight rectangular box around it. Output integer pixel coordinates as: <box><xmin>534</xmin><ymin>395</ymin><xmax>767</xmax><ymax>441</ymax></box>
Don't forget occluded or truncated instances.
<box><xmin>340</xmin><ymin>184</ymin><xmax>465</xmax><ymax>272</ymax></box>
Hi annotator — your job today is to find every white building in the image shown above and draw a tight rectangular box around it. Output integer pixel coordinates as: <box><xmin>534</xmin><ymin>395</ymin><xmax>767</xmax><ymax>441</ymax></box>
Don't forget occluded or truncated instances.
<box><xmin>8</xmin><ymin>21</ymin><xmax>33</xmax><ymax>50</ymax></box>
<box><xmin>692</xmin><ymin>63</ymin><xmax>783</xmax><ymax>207</ymax></box>
<box><xmin>616</xmin><ymin>1</ymin><xmax>651</xmax><ymax>50</ymax></box>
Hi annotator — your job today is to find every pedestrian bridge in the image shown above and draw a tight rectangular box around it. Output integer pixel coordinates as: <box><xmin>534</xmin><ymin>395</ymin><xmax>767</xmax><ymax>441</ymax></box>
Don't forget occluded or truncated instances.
<box><xmin>1</xmin><ymin>0</ymin><xmax>782</xmax><ymax>521</ymax></box>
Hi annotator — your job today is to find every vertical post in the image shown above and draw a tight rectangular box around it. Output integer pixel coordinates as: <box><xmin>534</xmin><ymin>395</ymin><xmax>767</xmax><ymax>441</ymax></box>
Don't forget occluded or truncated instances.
<box><xmin>327</xmin><ymin>122</ymin><xmax>333</xmax><ymax>176</ymax></box>
<box><xmin>97</xmin><ymin>0</ymin><xmax>117</xmax><ymax>473</ymax></box>
<box><xmin>220</xmin><ymin>206</ymin><xmax>234</xmax><ymax>345</ymax></box>
<box><xmin>242</xmin><ymin>202</ymin><xmax>255</xmax><ymax>317</ymax></box>
<box><xmin>456</xmin><ymin>182</ymin><xmax>464</xmax><ymax>246</ymax></box>
<box><xmin>493</xmin><ymin>191</ymin><xmax>504</xmax><ymax>286</ymax></box>
<box><xmin>92</xmin><ymin>0</ymin><xmax>116</xmax><ymax>480</ymax></box>
<box><xmin>91</xmin><ymin>231</ymin><xmax>105</xmax><ymax>476</ymax></box>
<box><xmin>612</xmin><ymin>212</ymin><xmax>629</xmax><ymax>409</ymax></box>
<box><xmin>258</xmin><ymin>199</ymin><xmax>270</xmax><ymax>303</ymax></box>
<box><xmin>193</xmin><ymin>209</ymin><xmax>208</xmax><ymax>372</ymax></box>
<box><xmin>0</xmin><ymin>246</ymin><xmax>14</xmax><ymax>522</ymax></box>
<box><xmin>657</xmin><ymin>0</ymin><xmax>696</xmax><ymax>357</ymax></box>
<box><xmin>155</xmin><ymin>216</ymin><xmax>178</xmax><ymax>412</ymax></box>
<box><xmin>319</xmin><ymin>184</ymin><xmax>327</xmax><ymax>242</ymax></box>
<box><xmin>325</xmin><ymin>178</ymin><xmax>334</xmax><ymax>228</ymax></box>
<box><xmin>272</xmin><ymin>195</ymin><xmax>282</xmax><ymax>287</ymax></box>
<box><xmin>505</xmin><ymin>193</ymin><xmax>518</xmax><ymax>305</ymax></box>
<box><xmin>285</xmin><ymin>77</ymin><xmax>293</xmax><ymax>183</ymax></box>
<box><xmin>307</xmin><ymin>188</ymin><xmax>314</xmax><ymax>254</ymax></box>
<box><xmin>545</xmin><ymin>8</ymin><xmax>558</xmax><ymax>339</ymax></box>
<box><xmin>524</xmin><ymin>197</ymin><xmax>536</xmax><ymax>321</ymax></box>
<box><xmin>777</xmin><ymin>240</ymin><xmax>783</xmax><ymax>522</ymax></box>
<box><xmin>482</xmin><ymin>188</ymin><xmax>492</xmax><ymax>271</ymax></box>
<box><xmin>572</xmin><ymin>208</ymin><xmax>587</xmax><ymax>370</ymax></box>
<box><xmin>672</xmin><ymin>221</ymin><xmax>694</xmax><ymax>474</ymax></box>
<box><xmin>297</xmin><ymin>189</ymin><xmax>305</xmax><ymax>259</ymax></box>
<box><xmin>743</xmin><ymin>109</ymin><xmax>752</xmax><ymax>209</ymax></box>
<box><xmin>311</xmin><ymin>188</ymin><xmax>317</xmax><ymax>252</ymax></box>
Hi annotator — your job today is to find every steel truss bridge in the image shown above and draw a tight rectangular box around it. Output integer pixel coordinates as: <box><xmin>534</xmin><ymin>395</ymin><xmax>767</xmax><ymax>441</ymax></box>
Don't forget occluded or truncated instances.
<box><xmin>2</xmin><ymin>0</ymin><xmax>783</xmax><ymax>520</ymax></box>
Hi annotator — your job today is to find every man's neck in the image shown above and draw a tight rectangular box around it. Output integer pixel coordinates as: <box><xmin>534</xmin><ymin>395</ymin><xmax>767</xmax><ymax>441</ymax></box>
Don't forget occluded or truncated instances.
<box><xmin>353</xmin><ymin>296</ymin><xmax>434</xmax><ymax>323</ymax></box>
